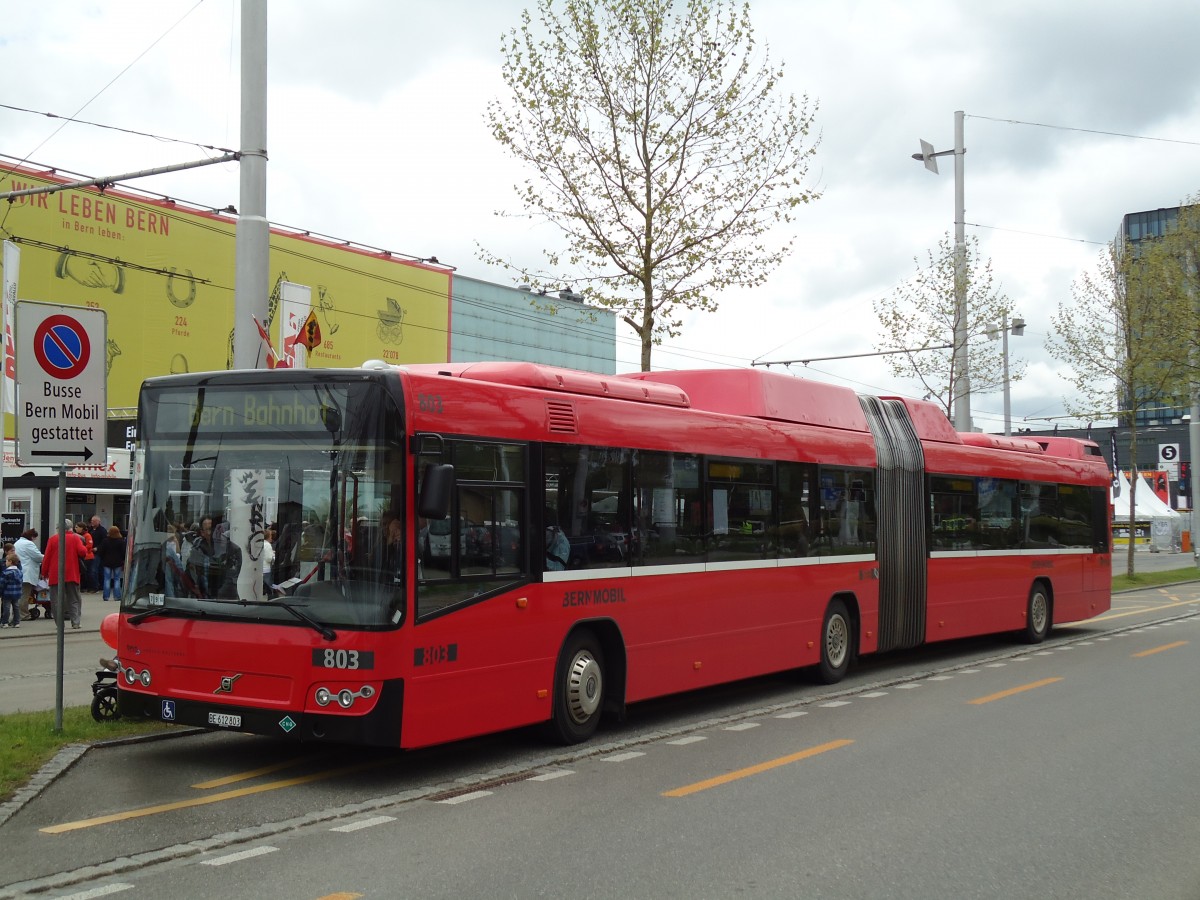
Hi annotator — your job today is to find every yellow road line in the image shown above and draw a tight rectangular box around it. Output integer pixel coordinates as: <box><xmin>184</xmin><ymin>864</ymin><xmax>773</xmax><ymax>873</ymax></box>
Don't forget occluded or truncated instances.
<box><xmin>317</xmin><ymin>894</ymin><xmax>363</xmax><ymax>900</ymax></box>
<box><xmin>41</xmin><ymin>759</ymin><xmax>387</xmax><ymax>834</ymax></box>
<box><xmin>1096</xmin><ymin>597</ymin><xmax>1200</xmax><ymax>622</ymax></box>
<box><xmin>969</xmin><ymin>677</ymin><xmax>1062</xmax><ymax>706</ymax></box>
<box><xmin>192</xmin><ymin>754</ymin><xmax>331</xmax><ymax>789</ymax></box>
<box><xmin>1133</xmin><ymin>640</ymin><xmax>1189</xmax><ymax>658</ymax></box>
<box><xmin>662</xmin><ymin>739</ymin><xmax>854</xmax><ymax>798</ymax></box>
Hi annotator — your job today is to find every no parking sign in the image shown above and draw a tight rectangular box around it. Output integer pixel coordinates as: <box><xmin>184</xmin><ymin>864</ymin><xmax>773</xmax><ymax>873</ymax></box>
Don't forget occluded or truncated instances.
<box><xmin>15</xmin><ymin>301</ymin><xmax>107</xmax><ymax>466</ymax></box>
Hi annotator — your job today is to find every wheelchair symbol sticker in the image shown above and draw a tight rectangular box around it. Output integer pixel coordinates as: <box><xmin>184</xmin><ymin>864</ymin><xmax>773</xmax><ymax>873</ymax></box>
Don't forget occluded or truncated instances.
<box><xmin>161</xmin><ymin>700</ymin><xmax>176</xmax><ymax>721</ymax></box>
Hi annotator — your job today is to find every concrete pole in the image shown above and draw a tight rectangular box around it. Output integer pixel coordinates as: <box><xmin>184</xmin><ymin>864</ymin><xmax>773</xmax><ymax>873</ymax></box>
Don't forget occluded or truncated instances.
<box><xmin>952</xmin><ymin>110</ymin><xmax>970</xmax><ymax>432</ymax></box>
<box><xmin>233</xmin><ymin>0</ymin><xmax>269</xmax><ymax>370</ymax></box>
<box><xmin>1001</xmin><ymin>311</ymin><xmax>1011</xmax><ymax>437</ymax></box>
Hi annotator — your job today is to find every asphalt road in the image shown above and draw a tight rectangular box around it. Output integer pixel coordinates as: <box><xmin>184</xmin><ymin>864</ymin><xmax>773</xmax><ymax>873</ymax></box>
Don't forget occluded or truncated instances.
<box><xmin>2</xmin><ymin>579</ymin><xmax>1198</xmax><ymax>898</ymax></box>
<box><xmin>1</xmin><ymin>551</ymin><xmax>1193</xmax><ymax>716</ymax></box>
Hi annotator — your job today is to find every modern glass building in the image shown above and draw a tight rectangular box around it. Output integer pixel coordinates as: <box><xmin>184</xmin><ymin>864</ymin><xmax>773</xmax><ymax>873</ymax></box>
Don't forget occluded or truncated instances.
<box><xmin>1119</xmin><ymin>205</ymin><xmax>1193</xmax><ymax>427</ymax></box>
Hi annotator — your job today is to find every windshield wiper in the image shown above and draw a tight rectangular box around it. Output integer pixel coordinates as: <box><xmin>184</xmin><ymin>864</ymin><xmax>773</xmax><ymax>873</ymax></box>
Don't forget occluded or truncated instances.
<box><xmin>236</xmin><ymin>597</ymin><xmax>338</xmax><ymax>642</ymax></box>
<box><xmin>128</xmin><ymin>596</ymin><xmax>336</xmax><ymax>641</ymax></box>
<box><xmin>128</xmin><ymin>604</ymin><xmax>205</xmax><ymax>626</ymax></box>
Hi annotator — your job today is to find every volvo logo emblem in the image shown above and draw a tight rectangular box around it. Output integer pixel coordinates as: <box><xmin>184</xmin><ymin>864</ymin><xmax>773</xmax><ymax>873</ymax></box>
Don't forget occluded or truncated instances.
<box><xmin>215</xmin><ymin>674</ymin><xmax>243</xmax><ymax>695</ymax></box>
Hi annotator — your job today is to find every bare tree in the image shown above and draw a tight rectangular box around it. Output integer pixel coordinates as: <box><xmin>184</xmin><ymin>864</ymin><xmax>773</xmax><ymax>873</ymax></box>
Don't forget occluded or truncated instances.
<box><xmin>873</xmin><ymin>234</ymin><xmax>1022</xmax><ymax>421</ymax></box>
<box><xmin>1048</xmin><ymin>236</ymin><xmax>1195</xmax><ymax>576</ymax></box>
<box><xmin>484</xmin><ymin>0</ymin><xmax>820</xmax><ymax>370</ymax></box>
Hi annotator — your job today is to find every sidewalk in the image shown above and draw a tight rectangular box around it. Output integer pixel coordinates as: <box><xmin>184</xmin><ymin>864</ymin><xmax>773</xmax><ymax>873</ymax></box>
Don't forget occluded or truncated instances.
<box><xmin>0</xmin><ymin>591</ymin><xmax>110</xmax><ymax>639</ymax></box>
<box><xmin>1112</xmin><ymin>550</ymin><xmax>1197</xmax><ymax>575</ymax></box>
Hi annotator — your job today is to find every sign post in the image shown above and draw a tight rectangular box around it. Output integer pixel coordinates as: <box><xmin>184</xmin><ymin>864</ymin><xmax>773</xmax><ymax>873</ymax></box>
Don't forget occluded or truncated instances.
<box><xmin>14</xmin><ymin>301</ymin><xmax>107</xmax><ymax>732</ymax></box>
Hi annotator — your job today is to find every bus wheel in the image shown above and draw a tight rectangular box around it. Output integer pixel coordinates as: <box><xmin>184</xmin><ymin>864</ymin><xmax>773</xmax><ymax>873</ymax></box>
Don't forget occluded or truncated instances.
<box><xmin>549</xmin><ymin>631</ymin><xmax>606</xmax><ymax>744</ymax></box>
<box><xmin>1023</xmin><ymin>584</ymin><xmax>1052</xmax><ymax>644</ymax></box>
<box><xmin>817</xmin><ymin>599</ymin><xmax>852</xmax><ymax>684</ymax></box>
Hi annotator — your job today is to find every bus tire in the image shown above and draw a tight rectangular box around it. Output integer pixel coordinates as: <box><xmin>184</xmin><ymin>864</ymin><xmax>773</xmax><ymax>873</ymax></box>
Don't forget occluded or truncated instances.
<box><xmin>817</xmin><ymin>598</ymin><xmax>852</xmax><ymax>684</ymax></box>
<box><xmin>1023</xmin><ymin>583</ymin><xmax>1052</xmax><ymax>644</ymax></box>
<box><xmin>548</xmin><ymin>630</ymin><xmax>606</xmax><ymax>744</ymax></box>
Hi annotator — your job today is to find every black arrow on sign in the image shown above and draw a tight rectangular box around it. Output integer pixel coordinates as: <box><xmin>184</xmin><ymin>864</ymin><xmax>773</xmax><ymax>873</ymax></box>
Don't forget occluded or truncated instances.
<box><xmin>30</xmin><ymin>447</ymin><xmax>94</xmax><ymax>461</ymax></box>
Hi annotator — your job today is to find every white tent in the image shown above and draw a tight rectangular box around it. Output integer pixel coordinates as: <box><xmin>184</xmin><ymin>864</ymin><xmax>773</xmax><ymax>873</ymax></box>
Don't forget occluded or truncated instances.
<box><xmin>1111</xmin><ymin>470</ymin><xmax>1181</xmax><ymax>551</ymax></box>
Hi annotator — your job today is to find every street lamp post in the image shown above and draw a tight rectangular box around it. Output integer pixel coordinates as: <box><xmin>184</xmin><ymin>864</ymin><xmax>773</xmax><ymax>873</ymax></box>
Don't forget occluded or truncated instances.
<box><xmin>987</xmin><ymin>312</ymin><xmax>1025</xmax><ymax>436</ymax></box>
<box><xmin>913</xmin><ymin>110</ymin><xmax>969</xmax><ymax>431</ymax></box>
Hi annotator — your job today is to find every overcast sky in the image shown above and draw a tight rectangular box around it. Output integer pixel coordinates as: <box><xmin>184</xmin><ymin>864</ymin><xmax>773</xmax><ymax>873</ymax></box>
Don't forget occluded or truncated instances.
<box><xmin>2</xmin><ymin>0</ymin><xmax>1198</xmax><ymax>433</ymax></box>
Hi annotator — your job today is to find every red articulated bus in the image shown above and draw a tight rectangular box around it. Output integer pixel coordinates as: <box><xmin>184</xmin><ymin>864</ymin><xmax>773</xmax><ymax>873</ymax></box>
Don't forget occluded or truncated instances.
<box><xmin>112</xmin><ymin>362</ymin><xmax>1111</xmax><ymax>748</ymax></box>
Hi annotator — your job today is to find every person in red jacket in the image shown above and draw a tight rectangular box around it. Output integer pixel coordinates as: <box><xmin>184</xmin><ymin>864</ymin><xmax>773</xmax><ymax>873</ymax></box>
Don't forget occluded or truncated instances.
<box><xmin>75</xmin><ymin>522</ymin><xmax>95</xmax><ymax>592</ymax></box>
<box><xmin>42</xmin><ymin>518</ymin><xmax>88</xmax><ymax>629</ymax></box>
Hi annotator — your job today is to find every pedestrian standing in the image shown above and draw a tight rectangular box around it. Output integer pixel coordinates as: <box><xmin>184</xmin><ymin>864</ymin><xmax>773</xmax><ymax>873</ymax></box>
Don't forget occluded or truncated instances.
<box><xmin>163</xmin><ymin>524</ymin><xmax>185</xmax><ymax>597</ymax></box>
<box><xmin>0</xmin><ymin>552</ymin><xmax>21</xmax><ymax>628</ymax></box>
<box><xmin>14</xmin><ymin>528</ymin><xmax>43</xmax><ymax>621</ymax></box>
<box><xmin>42</xmin><ymin>519</ymin><xmax>87</xmax><ymax>629</ymax></box>
<box><xmin>262</xmin><ymin>527</ymin><xmax>276</xmax><ymax>594</ymax></box>
<box><xmin>98</xmin><ymin>525</ymin><xmax>127</xmax><ymax>601</ymax></box>
<box><xmin>75</xmin><ymin>522</ymin><xmax>95</xmax><ymax>593</ymax></box>
<box><xmin>87</xmin><ymin>515</ymin><xmax>107</xmax><ymax>592</ymax></box>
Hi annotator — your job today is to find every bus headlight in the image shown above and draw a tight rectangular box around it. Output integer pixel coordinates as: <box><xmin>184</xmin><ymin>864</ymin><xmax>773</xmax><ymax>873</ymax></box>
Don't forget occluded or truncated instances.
<box><xmin>314</xmin><ymin>684</ymin><xmax>375</xmax><ymax>709</ymax></box>
<box><xmin>121</xmin><ymin>666</ymin><xmax>152</xmax><ymax>687</ymax></box>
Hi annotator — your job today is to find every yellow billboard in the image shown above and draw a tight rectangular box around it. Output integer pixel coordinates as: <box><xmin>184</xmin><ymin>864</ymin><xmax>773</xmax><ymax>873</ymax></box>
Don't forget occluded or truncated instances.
<box><xmin>0</xmin><ymin>165</ymin><xmax>451</xmax><ymax>411</ymax></box>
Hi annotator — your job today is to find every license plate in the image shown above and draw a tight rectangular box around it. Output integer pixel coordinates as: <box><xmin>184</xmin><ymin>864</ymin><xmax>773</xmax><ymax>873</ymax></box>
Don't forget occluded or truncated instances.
<box><xmin>207</xmin><ymin>712</ymin><xmax>242</xmax><ymax>728</ymax></box>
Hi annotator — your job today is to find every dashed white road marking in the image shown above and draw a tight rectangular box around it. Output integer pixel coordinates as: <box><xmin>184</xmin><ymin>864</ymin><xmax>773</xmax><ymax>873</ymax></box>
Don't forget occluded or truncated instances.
<box><xmin>331</xmin><ymin>815</ymin><xmax>396</xmax><ymax>832</ymax></box>
<box><xmin>860</xmin><ymin>691</ymin><xmax>888</xmax><ymax>698</ymax></box>
<box><xmin>530</xmin><ymin>769</ymin><xmax>575</xmax><ymax>780</ymax></box>
<box><xmin>895</xmin><ymin>683</ymin><xmax>922</xmax><ymax>689</ymax></box>
<box><xmin>604</xmin><ymin>751</ymin><xmax>646</xmax><ymax>763</ymax></box>
<box><xmin>439</xmin><ymin>791</ymin><xmax>493</xmax><ymax>805</ymax></box>
<box><xmin>52</xmin><ymin>886</ymin><xmax>135</xmax><ymax>900</ymax></box>
<box><xmin>201</xmin><ymin>846</ymin><xmax>278</xmax><ymax>866</ymax></box>
<box><xmin>725</xmin><ymin>722</ymin><xmax>761</xmax><ymax>731</ymax></box>
<box><xmin>775</xmin><ymin>710</ymin><xmax>809</xmax><ymax>718</ymax></box>
<box><xmin>927</xmin><ymin>675</ymin><xmax>954</xmax><ymax>680</ymax></box>
<box><xmin>819</xmin><ymin>700</ymin><xmax>851</xmax><ymax>708</ymax></box>
<box><xmin>666</xmin><ymin>735</ymin><xmax>708</xmax><ymax>745</ymax></box>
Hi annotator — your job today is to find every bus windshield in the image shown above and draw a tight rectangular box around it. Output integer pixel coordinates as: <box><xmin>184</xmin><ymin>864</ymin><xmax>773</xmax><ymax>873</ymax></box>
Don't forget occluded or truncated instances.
<box><xmin>126</xmin><ymin>373</ymin><xmax>406</xmax><ymax>630</ymax></box>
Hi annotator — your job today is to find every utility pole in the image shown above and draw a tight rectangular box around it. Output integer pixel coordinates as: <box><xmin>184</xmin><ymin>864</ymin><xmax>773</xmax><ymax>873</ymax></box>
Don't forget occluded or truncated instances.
<box><xmin>913</xmin><ymin>110</ymin><xmax>969</xmax><ymax>431</ymax></box>
<box><xmin>952</xmin><ymin>110</ymin><xmax>968</xmax><ymax>432</ymax></box>
<box><xmin>232</xmin><ymin>0</ymin><xmax>269</xmax><ymax>370</ymax></box>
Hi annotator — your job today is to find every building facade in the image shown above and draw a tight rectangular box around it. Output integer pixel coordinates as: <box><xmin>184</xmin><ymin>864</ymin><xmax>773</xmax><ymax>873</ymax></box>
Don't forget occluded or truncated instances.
<box><xmin>0</xmin><ymin>161</ymin><xmax>616</xmax><ymax>538</ymax></box>
<box><xmin>1119</xmin><ymin>205</ymin><xmax>1195</xmax><ymax>427</ymax></box>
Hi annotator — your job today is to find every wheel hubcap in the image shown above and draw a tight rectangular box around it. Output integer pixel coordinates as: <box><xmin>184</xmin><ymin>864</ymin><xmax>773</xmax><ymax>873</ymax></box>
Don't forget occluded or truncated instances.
<box><xmin>826</xmin><ymin>615</ymin><xmax>848</xmax><ymax>668</ymax></box>
<box><xmin>566</xmin><ymin>650</ymin><xmax>602</xmax><ymax>725</ymax></box>
<box><xmin>1031</xmin><ymin>593</ymin><xmax>1048</xmax><ymax>632</ymax></box>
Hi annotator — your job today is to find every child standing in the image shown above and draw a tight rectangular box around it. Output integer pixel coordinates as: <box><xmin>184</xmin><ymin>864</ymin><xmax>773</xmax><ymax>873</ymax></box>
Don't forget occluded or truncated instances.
<box><xmin>1</xmin><ymin>552</ymin><xmax>22</xmax><ymax>628</ymax></box>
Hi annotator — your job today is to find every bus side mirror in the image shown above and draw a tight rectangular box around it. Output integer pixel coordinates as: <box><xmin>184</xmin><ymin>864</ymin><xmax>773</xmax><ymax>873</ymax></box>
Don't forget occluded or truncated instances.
<box><xmin>418</xmin><ymin>464</ymin><xmax>454</xmax><ymax>520</ymax></box>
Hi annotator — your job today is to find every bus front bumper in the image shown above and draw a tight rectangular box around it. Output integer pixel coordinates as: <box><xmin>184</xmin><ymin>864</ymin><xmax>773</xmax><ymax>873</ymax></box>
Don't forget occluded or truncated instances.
<box><xmin>117</xmin><ymin>678</ymin><xmax>405</xmax><ymax>747</ymax></box>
